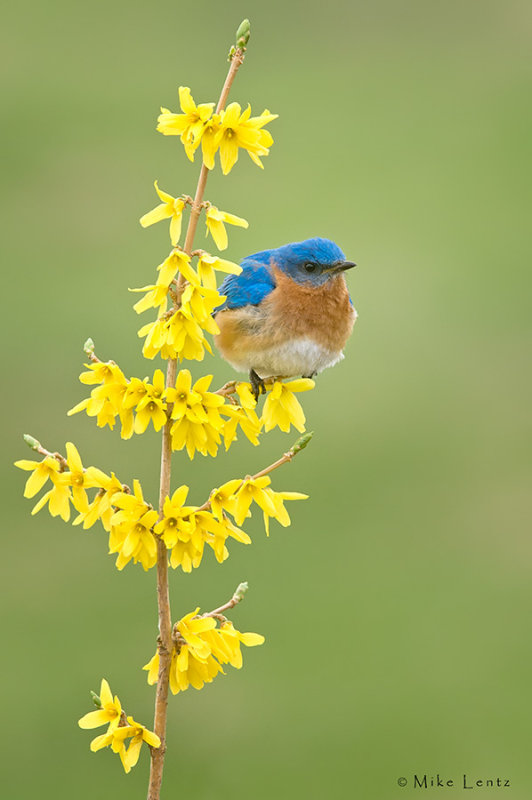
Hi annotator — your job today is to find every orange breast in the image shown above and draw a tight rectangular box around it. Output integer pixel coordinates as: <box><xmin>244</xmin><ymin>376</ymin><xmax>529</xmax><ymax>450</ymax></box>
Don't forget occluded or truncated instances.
<box><xmin>263</xmin><ymin>267</ymin><xmax>356</xmax><ymax>350</ymax></box>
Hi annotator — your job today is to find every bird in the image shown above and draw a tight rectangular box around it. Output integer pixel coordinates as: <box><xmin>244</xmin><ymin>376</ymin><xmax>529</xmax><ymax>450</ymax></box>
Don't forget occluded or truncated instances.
<box><xmin>213</xmin><ymin>237</ymin><xmax>357</xmax><ymax>398</ymax></box>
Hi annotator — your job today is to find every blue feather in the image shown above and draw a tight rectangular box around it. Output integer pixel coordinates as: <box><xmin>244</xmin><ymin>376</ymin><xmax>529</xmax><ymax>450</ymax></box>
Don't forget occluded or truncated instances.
<box><xmin>217</xmin><ymin>258</ymin><xmax>276</xmax><ymax>311</ymax></box>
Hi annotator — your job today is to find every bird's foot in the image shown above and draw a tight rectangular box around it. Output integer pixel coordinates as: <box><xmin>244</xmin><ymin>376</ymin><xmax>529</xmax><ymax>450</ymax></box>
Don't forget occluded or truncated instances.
<box><xmin>302</xmin><ymin>372</ymin><xmax>317</xmax><ymax>379</ymax></box>
<box><xmin>249</xmin><ymin>369</ymin><xmax>266</xmax><ymax>402</ymax></box>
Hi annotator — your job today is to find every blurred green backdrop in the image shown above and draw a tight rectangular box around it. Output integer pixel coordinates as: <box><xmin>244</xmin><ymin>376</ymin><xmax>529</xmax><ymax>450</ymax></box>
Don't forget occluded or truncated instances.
<box><xmin>2</xmin><ymin>1</ymin><xmax>531</xmax><ymax>798</ymax></box>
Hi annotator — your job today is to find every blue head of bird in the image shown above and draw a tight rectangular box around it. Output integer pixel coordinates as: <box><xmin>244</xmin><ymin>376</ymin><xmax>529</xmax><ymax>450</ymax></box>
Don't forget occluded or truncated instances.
<box><xmin>245</xmin><ymin>236</ymin><xmax>356</xmax><ymax>286</ymax></box>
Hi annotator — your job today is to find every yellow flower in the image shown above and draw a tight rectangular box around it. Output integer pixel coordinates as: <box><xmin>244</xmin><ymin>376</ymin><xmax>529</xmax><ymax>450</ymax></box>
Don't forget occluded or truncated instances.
<box><xmin>232</xmin><ymin>476</ymin><xmax>277</xmax><ymax>525</ymax></box>
<box><xmin>121</xmin><ymin>377</ymin><xmax>147</xmax><ymax>409</ymax></box>
<box><xmin>166</xmin><ymin>369</ymin><xmax>200</xmax><ymax>414</ymax></box>
<box><xmin>209</xmin><ymin>479</ymin><xmax>242</xmax><ymax>521</ymax></box>
<box><xmin>88</xmin><ymin>715</ymin><xmax>160</xmax><ymax>774</ymax></box>
<box><xmin>111</xmin><ymin>479</ymin><xmax>150</xmax><ymax>520</ymax></box>
<box><xmin>169</xmin><ymin>644</ymin><xmax>223</xmax><ymax>695</ymax></box>
<box><xmin>167</xmin><ymin>373</ymin><xmax>225</xmax><ymax>459</ymax></box>
<box><xmin>157</xmin><ymin>86</ymin><xmax>214</xmax><ymax>160</ymax></box>
<box><xmin>14</xmin><ymin>455</ymin><xmax>60</xmax><ymax>498</ymax></box>
<box><xmin>240</xmin><ymin>108</ymin><xmax>278</xmax><ymax>168</ymax></box>
<box><xmin>181</xmin><ymin>282</ymin><xmax>224</xmax><ymax>331</ymax></box>
<box><xmin>130</xmin><ymin>246</ymin><xmax>201</xmax><ymax>317</ymax></box>
<box><xmin>153</xmin><ymin>485</ymin><xmax>192</xmax><ymax>547</ymax></box>
<box><xmin>114</xmin><ymin>717</ymin><xmax>161</xmax><ymax>772</ymax></box>
<box><xmin>109</xmin><ymin>480</ymin><xmax>158</xmax><ymax>570</ymax></box>
<box><xmin>137</xmin><ymin>317</ymin><xmax>167</xmax><ymax>359</ymax></box>
<box><xmin>176</xmin><ymin>608</ymin><xmax>217</xmax><ymax>659</ymax></box>
<box><xmin>164</xmin><ymin>307</ymin><xmax>212</xmax><ymax>361</ymax></box>
<box><xmin>110</xmin><ymin>511</ymin><xmax>158</xmax><ymax>572</ymax></box>
<box><xmin>205</xmin><ymin>204</ymin><xmax>248</xmax><ymax>251</ymax></box>
<box><xmin>167</xmin><ymin>531</ymin><xmax>205</xmax><ymax>572</ymax></box>
<box><xmin>78</xmin><ymin>678</ymin><xmax>122</xmax><ymax>732</ymax></box>
<box><xmin>200</xmin><ymin>113</ymin><xmax>222</xmax><ymax>169</ymax></box>
<box><xmin>145</xmin><ymin>614</ymin><xmax>264</xmax><ymax>695</ymax></box>
<box><xmin>236</xmin><ymin>381</ymin><xmax>258</xmax><ymax>410</ymax></box>
<box><xmin>260</xmin><ymin>489</ymin><xmax>308</xmax><ymax>536</ymax></box>
<box><xmin>68</xmin><ymin>389</ymin><xmax>120</xmax><ymax>431</ymax></box>
<box><xmin>130</xmin><ymin>283</ymin><xmax>169</xmax><ymax>315</ymax></box>
<box><xmin>261</xmin><ymin>378</ymin><xmax>314</xmax><ymax>433</ymax></box>
<box><xmin>68</xmin><ymin>361</ymin><xmax>128</xmax><ymax>432</ymax></box>
<box><xmin>79</xmin><ymin>361</ymin><xmax>127</xmax><ymax>386</ymax></box>
<box><xmin>140</xmin><ymin>181</ymin><xmax>186</xmax><ymax>245</ymax></box>
<box><xmin>205</xmin><ymin>621</ymin><xmax>265</xmax><ymax>669</ymax></box>
<box><xmin>73</xmin><ymin>472</ymin><xmax>123</xmax><ymax>531</ymax></box>
<box><xmin>155</xmin><ymin>499</ymin><xmax>249</xmax><ymax>573</ymax></box>
<box><xmin>143</xmin><ymin>652</ymin><xmax>159</xmax><ymax>685</ymax></box>
<box><xmin>197</xmin><ymin>253</ymin><xmax>242</xmax><ymax>291</ymax></box>
<box><xmin>133</xmin><ymin>369</ymin><xmax>167</xmax><ymax>434</ymax></box>
<box><xmin>215</xmin><ymin>102</ymin><xmax>278</xmax><ymax>175</ymax></box>
<box><xmin>30</xmin><ymin>477</ymin><xmax>72</xmax><ymax>522</ymax></box>
<box><xmin>61</xmin><ymin>442</ymin><xmax>111</xmax><ymax>513</ymax></box>
<box><xmin>157</xmin><ymin>249</ymin><xmax>199</xmax><ymax>287</ymax></box>
<box><xmin>202</xmin><ymin>511</ymin><xmax>251</xmax><ymax>564</ymax></box>
<box><xmin>88</xmin><ymin>728</ymin><xmax>128</xmax><ymax>770</ymax></box>
<box><xmin>221</xmin><ymin>404</ymin><xmax>261</xmax><ymax>449</ymax></box>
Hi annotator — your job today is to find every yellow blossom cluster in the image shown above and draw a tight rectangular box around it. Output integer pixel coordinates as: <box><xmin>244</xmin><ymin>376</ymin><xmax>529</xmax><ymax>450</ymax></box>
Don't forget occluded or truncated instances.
<box><xmin>109</xmin><ymin>480</ymin><xmax>159</xmax><ymax>571</ymax></box>
<box><xmin>14</xmin><ymin>443</ymin><xmax>157</xmax><ymax>571</ymax></box>
<box><xmin>260</xmin><ymin>378</ymin><xmax>314</xmax><ymax>433</ymax></box>
<box><xmin>15</xmin><ymin>442</ymin><xmax>119</xmax><ymax>524</ymax></box>
<box><xmin>78</xmin><ymin>679</ymin><xmax>160</xmax><ymax>773</ymax></box>
<box><xmin>155</xmin><ymin>472</ymin><xmax>307</xmax><ymax>572</ymax></box>
<box><xmin>130</xmin><ymin>243</ymin><xmax>241</xmax><ymax>360</ymax></box>
<box><xmin>68</xmin><ymin>363</ymin><xmax>169</xmax><ymax>438</ymax></box>
<box><xmin>140</xmin><ymin>184</ymin><xmax>248</xmax><ymax>253</ymax></box>
<box><xmin>15</xmin><ymin>441</ymin><xmax>307</xmax><ymax>573</ymax></box>
<box><xmin>69</xmin><ymin>359</ymin><xmax>314</xmax><ymax>450</ymax></box>
<box><xmin>143</xmin><ymin>608</ymin><xmax>264</xmax><ymax>694</ymax></box>
<box><xmin>156</xmin><ymin>86</ymin><xmax>278</xmax><ymax>175</ymax></box>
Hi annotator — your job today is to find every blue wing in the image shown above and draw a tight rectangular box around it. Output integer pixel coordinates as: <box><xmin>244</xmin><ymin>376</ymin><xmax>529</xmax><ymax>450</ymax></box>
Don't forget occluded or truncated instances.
<box><xmin>216</xmin><ymin>258</ymin><xmax>276</xmax><ymax>312</ymax></box>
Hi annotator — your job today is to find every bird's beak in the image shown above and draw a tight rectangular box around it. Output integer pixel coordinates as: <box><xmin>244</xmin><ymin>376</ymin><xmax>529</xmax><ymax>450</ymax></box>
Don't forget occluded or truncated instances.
<box><xmin>333</xmin><ymin>260</ymin><xmax>357</xmax><ymax>272</ymax></box>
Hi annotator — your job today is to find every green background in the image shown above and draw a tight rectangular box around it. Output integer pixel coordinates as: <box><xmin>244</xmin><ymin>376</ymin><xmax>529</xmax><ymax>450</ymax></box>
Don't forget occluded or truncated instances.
<box><xmin>2</xmin><ymin>1</ymin><xmax>531</xmax><ymax>797</ymax></box>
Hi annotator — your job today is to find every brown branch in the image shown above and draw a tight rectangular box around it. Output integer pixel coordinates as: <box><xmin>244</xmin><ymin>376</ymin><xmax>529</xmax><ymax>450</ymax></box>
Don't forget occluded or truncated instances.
<box><xmin>213</xmin><ymin>377</ymin><xmax>280</xmax><ymax>398</ymax></box>
<box><xmin>202</xmin><ymin>581</ymin><xmax>248</xmax><ymax>618</ymax></box>
<box><xmin>193</xmin><ymin>435</ymin><xmax>311</xmax><ymax>514</ymax></box>
<box><xmin>36</xmin><ymin>444</ymin><xmax>68</xmax><ymax>471</ymax></box>
<box><xmin>147</xmin><ymin>43</ymin><xmax>247</xmax><ymax>800</ymax></box>
<box><xmin>214</xmin><ymin>380</ymin><xmax>239</xmax><ymax>397</ymax></box>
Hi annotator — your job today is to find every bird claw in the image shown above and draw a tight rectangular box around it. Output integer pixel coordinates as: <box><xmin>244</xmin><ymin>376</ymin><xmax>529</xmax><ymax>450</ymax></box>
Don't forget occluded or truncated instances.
<box><xmin>249</xmin><ymin>369</ymin><xmax>266</xmax><ymax>402</ymax></box>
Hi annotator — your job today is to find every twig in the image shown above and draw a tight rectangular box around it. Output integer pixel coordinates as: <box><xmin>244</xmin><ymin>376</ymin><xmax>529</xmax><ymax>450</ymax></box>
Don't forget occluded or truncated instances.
<box><xmin>194</xmin><ymin>433</ymin><xmax>313</xmax><ymax>514</ymax></box>
<box><xmin>147</xmin><ymin>42</ymin><xmax>247</xmax><ymax>800</ymax></box>
<box><xmin>202</xmin><ymin>581</ymin><xmax>248</xmax><ymax>618</ymax></box>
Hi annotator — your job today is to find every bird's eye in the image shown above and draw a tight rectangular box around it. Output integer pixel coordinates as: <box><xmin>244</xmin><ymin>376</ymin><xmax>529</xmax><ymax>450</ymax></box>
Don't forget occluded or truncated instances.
<box><xmin>303</xmin><ymin>262</ymin><xmax>318</xmax><ymax>273</ymax></box>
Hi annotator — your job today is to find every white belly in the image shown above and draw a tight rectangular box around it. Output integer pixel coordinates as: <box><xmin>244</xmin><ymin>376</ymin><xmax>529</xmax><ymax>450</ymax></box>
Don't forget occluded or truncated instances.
<box><xmin>226</xmin><ymin>336</ymin><xmax>345</xmax><ymax>378</ymax></box>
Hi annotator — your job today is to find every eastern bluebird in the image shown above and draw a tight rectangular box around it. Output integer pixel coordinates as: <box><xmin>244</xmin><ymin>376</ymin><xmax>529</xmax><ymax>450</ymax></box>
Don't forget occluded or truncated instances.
<box><xmin>214</xmin><ymin>237</ymin><xmax>357</xmax><ymax>398</ymax></box>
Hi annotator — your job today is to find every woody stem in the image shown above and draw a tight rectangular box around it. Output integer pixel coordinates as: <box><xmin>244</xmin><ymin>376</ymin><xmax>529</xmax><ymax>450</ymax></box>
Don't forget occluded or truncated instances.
<box><xmin>195</xmin><ymin>447</ymin><xmax>301</xmax><ymax>515</ymax></box>
<box><xmin>147</xmin><ymin>46</ymin><xmax>246</xmax><ymax>800</ymax></box>
<box><xmin>181</xmin><ymin>49</ymin><xmax>245</xmax><ymax>265</ymax></box>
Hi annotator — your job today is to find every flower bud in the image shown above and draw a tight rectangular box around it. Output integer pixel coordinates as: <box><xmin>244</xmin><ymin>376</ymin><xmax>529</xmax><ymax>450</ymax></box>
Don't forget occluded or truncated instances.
<box><xmin>290</xmin><ymin>431</ymin><xmax>314</xmax><ymax>454</ymax></box>
<box><xmin>90</xmin><ymin>691</ymin><xmax>102</xmax><ymax>708</ymax></box>
<box><xmin>83</xmin><ymin>337</ymin><xmax>95</xmax><ymax>355</ymax></box>
<box><xmin>23</xmin><ymin>434</ymin><xmax>41</xmax><ymax>451</ymax></box>
<box><xmin>235</xmin><ymin>18</ymin><xmax>250</xmax><ymax>48</ymax></box>
<box><xmin>233</xmin><ymin>581</ymin><xmax>249</xmax><ymax>601</ymax></box>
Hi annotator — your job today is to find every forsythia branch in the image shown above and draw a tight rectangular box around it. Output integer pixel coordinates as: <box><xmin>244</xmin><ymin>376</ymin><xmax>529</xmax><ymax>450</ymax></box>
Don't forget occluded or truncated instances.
<box><xmin>202</xmin><ymin>581</ymin><xmax>249</xmax><ymax>620</ymax></box>
<box><xmin>148</xmin><ymin>32</ymin><xmax>249</xmax><ymax>800</ymax></box>
<box><xmin>197</xmin><ymin>433</ymin><xmax>314</xmax><ymax>513</ymax></box>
